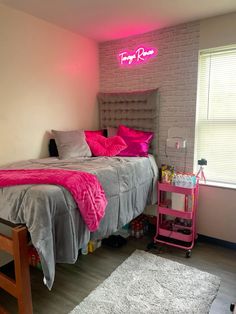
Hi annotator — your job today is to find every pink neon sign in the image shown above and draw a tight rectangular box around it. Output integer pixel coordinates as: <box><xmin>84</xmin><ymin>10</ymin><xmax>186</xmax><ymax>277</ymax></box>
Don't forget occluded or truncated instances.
<box><xmin>118</xmin><ymin>46</ymin><xmax>158</xmax><ymax>66</ymax></box>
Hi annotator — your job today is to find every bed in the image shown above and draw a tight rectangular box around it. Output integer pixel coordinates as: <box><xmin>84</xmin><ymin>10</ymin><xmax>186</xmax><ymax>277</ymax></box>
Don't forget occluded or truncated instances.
<box><xmin>0</xmin><ymin>88</ymin><xmax>160</xmax><ymax>292</ymax></box>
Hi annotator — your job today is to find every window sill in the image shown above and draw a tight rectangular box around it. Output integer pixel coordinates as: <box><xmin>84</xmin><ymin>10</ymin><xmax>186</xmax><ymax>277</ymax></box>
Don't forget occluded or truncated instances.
<box><xmin>199</xmin><ymin>180</ymin><xmax>236</xmax><ymax>190</ymax></box>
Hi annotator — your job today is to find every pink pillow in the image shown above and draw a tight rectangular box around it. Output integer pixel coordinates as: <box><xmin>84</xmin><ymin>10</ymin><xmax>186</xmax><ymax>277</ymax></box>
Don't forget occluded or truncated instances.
<box><xmin>117</xmin><ymin>125</ymin><xmax>154</xmax><ymax>157</ymax></box>
<box><xmin>86</xmin><ymin>135</ymin><xmax>127</xmax><ymax>157</ymax></box>
<box><xmin>85</xmin><ymin>130</ymin><xmax>104</xmax><ymax>139</ymax></box>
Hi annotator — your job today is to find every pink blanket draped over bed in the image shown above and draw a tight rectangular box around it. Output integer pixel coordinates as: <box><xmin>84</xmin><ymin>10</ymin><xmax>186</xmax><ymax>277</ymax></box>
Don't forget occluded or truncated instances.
<box><xmin>0</xmin><ymin>169</ymin><xmax>107</xmax><ymax>232</ymax></box>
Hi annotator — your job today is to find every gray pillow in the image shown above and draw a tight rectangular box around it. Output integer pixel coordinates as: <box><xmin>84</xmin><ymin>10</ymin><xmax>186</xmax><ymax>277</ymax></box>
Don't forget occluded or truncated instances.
<box><xmin>51</xmin><ymin>129</ymin><xmax>92</xmax><ymax>159</ymax></box>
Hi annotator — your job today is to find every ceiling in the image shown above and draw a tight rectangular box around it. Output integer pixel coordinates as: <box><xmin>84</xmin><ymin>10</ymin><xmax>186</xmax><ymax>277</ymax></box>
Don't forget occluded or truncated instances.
<box><xmin>1</xmin><ymin>0</ymin><xmax>236</xmax><ymax>42</ymax></box>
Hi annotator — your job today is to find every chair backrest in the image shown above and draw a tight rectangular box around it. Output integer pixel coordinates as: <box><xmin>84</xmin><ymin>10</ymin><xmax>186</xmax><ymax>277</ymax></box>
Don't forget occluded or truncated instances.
<box><xmin>0</xmin><ymin>219</ymin><xmax>33</xmax><ymax>314</ymax></box>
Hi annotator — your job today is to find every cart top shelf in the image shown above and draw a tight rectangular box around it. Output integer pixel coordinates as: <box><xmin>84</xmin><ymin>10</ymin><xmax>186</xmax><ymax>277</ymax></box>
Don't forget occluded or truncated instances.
<box><xmin>158</xmin><ymin>182</ymin><xmax>197</xmax><ymax>195</ymax></box>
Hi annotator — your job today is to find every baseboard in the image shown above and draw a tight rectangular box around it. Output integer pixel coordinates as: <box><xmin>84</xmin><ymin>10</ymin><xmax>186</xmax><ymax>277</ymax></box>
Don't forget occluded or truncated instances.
<box><xmin>197</xmin><ymin>234</ymin><xmax>236</xmax><ymax>250</ymax></box>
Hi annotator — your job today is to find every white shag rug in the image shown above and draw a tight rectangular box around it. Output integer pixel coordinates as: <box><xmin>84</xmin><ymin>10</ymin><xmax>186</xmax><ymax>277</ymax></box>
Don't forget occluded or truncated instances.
<box><xmin>69</xmin><ymin>250</ymin><xmax>220</xmax><ymax>314</ymax></box>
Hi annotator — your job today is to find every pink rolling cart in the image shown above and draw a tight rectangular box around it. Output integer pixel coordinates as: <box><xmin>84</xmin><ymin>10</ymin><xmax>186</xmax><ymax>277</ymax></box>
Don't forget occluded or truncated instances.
<box><xmin>154</xmin><ymin>181</ymin><xmax>199</xmax><ymax>258</ymax></box>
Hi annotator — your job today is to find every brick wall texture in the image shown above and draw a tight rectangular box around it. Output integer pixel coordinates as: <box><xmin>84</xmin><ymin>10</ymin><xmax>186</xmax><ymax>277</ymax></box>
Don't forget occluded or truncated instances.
<box><xmin>99</xmin><ymin>21</ymin><xmax>200</xmax><ymax>172</ymax></box>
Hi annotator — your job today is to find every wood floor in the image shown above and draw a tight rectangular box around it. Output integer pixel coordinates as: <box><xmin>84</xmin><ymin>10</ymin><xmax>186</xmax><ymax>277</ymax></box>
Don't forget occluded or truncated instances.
<box><xmin>0</xmin><ymin>236</ymin><xmax>235</xmax><ymax>314</ymax></box>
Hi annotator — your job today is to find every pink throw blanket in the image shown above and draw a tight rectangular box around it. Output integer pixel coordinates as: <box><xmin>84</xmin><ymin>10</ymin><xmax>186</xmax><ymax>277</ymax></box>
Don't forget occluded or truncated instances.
<box><xmin>0</xmin><ymin>169</ymin><xmax>107</xmax><ymax>232</ymax></box>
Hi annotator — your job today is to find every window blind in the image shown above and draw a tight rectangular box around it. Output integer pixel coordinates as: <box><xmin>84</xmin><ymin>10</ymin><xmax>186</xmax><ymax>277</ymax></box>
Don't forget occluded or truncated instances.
<box><xmin>195</xmin><ymin>46</ymin><xmax>236</xmax><ymax>185</ymax></box>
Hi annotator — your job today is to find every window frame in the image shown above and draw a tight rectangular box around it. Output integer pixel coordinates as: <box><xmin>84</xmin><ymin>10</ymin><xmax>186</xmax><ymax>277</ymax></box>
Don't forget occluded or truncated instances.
<box><xmin>194</xmin><ymin>45</ymin><xmax>236</xmax><ymax>187</ymax></box>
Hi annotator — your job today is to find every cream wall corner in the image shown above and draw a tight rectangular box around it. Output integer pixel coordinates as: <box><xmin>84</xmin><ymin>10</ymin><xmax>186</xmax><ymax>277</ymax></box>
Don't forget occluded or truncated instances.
<box><xmin>200</xmin><ymin>12</ymin><xmax>236</xmax><ymax>50</ymax></box>
<box><xmin>0</xmin><ymin>5</ymin><xmax>99</xmax><ymax>166</ymax></box>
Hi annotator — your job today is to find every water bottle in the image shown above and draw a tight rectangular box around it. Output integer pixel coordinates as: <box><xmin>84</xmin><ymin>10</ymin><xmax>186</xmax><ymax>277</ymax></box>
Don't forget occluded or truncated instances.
<box><xmin>178</xmin><ymin>174</ymin><xmax>183</xmax><ymax>187</ymax></box>
<box><xmin>186</xmin><ymin>175</ymin><xmax>192</xmax><ymax>188</ymax></box>
<box><xmin>131</xmin><ymin>222</ymin><xmax>135</xmax><ymax>237</ymax></box>
<box><xmin>175</xmin><ymin>174</ymin><xmax>180</xmax><ymax>186</ymax></box>
<box><xmin>182</xmin><ymin>174</ymin><xmax>187</xmax><ymax>187</ymax></box>
<box><xmin>81</xmin><ymin>243</ymin><xmax>88</xmax><ymax>255</ymax></box>
<box><xmin>172</xmin><ymin>173</ymin><xmax>176</xmax><ymax>185</ymax></box>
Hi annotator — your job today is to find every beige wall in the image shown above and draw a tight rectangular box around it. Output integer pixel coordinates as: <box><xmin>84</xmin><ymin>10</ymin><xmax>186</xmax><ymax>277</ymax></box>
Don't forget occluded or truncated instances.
<box><xmin>196</xmin><ymin>13</ymin><xmax>236</xmax><ymax>243</ymax></box>
<box><xmin>197</xmin><ymin>185</ymin><xmax>236</xmax><ymax>243</ymax></box>
<box><xmin>0</xmin><ymin>5</ymin><xmax>99</xmax><ymax>166</ymax></box>
<box><xmin>200</xmin><ymin>12</ymin><xmax>236</xmax><ymax>50</ymax></box>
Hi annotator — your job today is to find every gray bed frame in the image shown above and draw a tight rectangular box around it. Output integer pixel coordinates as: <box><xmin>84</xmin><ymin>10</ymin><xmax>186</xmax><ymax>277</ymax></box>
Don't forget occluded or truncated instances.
<box><xmin>97</xmin><ymin>89</ymin><xmax>160</xmax><ymax>159</ymax></box>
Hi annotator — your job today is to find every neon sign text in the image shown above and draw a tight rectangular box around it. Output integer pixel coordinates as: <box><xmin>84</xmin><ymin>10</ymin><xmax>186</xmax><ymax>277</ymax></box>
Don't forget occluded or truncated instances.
<box><xmin>118</xmin><ymin>46</ymin><xmax>158</xmax><ymax>66</ymax></box>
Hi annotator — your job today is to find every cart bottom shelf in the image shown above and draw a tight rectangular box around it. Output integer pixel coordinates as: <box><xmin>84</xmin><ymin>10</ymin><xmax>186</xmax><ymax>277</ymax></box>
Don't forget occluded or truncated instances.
<box><xmin>154</xmin><ymin>235</ymin><xmax>194</xmax><ymax>250</ymax></box>
<box><xmin>158</xmin><ymin>226</ymin><xmax>193</xmax><ymax>242</ymax></box>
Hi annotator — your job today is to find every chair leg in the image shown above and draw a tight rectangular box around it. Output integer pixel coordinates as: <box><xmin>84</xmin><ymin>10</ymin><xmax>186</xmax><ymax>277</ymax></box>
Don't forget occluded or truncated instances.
<box><xmin>12</xmin><ymin>227</ymin><xmax>33</xmax><ymax>314</ymax></box>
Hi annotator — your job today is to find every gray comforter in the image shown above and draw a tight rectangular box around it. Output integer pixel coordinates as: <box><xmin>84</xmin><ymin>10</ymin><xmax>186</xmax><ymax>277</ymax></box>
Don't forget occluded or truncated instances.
<box><xmin>0</xmin><ymin>155</ymin><xmax>158</xmax><ymax>289</ymax></box>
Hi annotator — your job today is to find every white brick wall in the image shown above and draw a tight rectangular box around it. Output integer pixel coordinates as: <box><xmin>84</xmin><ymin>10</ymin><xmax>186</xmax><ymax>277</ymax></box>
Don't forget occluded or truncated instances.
<box><xmin>99</xmin><ymin>22</ymin><xmax>200</xmax><ymax>172</ymax></box>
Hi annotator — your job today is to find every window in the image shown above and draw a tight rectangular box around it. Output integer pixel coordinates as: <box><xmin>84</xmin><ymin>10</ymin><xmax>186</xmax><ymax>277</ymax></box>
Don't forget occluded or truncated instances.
<box><xmin>195</xmin><ymin>46</ymin><xmax>236</xmax><ymax>185</ymax></box>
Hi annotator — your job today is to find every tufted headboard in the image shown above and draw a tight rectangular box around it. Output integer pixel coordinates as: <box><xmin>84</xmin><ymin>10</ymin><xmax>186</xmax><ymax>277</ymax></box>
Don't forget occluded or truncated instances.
<box><xmin>97</xmin><ymin>89</ymin><xmax>160</xmax><ymax>158</ymax></box>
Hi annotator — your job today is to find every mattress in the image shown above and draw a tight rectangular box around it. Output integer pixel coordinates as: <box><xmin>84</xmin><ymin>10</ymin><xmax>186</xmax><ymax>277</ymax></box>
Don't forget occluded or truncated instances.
<box><xmin>0</xmin><ymin>155</ymin><xmax>158</xmax><ymax>289</ymax></box>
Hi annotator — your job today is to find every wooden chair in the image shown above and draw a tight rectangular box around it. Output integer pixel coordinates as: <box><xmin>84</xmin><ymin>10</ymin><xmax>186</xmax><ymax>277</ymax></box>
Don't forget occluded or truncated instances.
<box><xmin>0</xmin><ymin>220</ymin><xmax>33</xmax><ymax>313</ymax></box>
